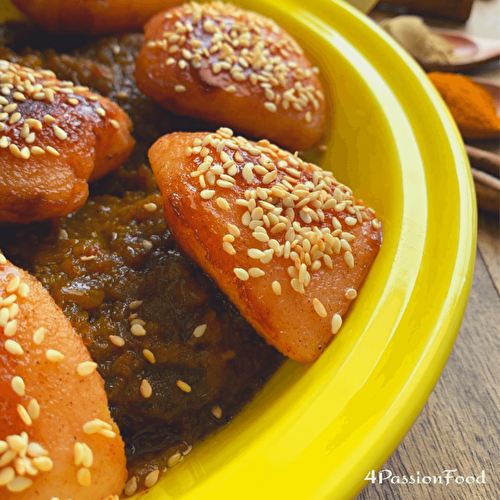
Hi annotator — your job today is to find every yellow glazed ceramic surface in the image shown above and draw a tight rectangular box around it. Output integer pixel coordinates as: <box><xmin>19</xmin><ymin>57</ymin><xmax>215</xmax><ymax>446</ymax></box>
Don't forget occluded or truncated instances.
<box><xmin>0</xmin><ymin>0</ymin><xmax>476</xmax><ymax>499</ymax></box>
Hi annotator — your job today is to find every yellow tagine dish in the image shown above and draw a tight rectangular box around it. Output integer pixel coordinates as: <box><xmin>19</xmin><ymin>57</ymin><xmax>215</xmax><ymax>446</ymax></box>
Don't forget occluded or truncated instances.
<box><xmin>0</xmin><ymin>0</ymin><xmax>476</xmax><ymax>499</ymax></box>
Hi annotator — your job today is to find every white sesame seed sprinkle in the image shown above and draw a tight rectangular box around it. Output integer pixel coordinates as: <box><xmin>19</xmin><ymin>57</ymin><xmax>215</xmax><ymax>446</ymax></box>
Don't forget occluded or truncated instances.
<box><xmin>167</xmin><ymin>452</ymin><xmax>182</xmax><ymax>467</ymax></box>
<box><xmin>5</xmin><ymin>339</ymin><xmax>23</xmax><ymax>355</ymax></box>
<box><xmin>33</xmin><ymin>327</ymin><xmax>46</xmax><ymax>345</ymax></box>
<box><xmin>6</xmin><ymin>276</ymin><xmax>20</xmax><ymax>293</ymax></box>
<box><xmin>145</xmin><ymin>469</ymin><xmax>160</xmax><ymax>488</ymax></box>
<box><xmin>76</xmin><ymin>467</ymin><xmax>91</xmax><ymax>486</ymax></box>
<box><xmin>131</xmin><ymin>324</ymin><xmax>146</xmax><ymax>336</ymax></box>
<box><xmin>124</xmin><ymin>477</ymin><xmax>138</xmax><ymax>496</ymax></box>
<box><xmin>200</xmin><ymin>189</ymin><xmax>216</xmax><ymax>200</ymax></box>
<box><xmin>11</xmin><ymin>376</ymin><xmax>25</xmax><ymax>396</ymax></box>
<box><xmin>144</xmin><ymin>202</ymin><xmax>158</xmax><ymax>212</ymax></box>
<box><xmin>143</xmin><ymin>349</ymin><xmax>156</xmax><ymax>364</ymax></box>
<box><xmin>271</xmin><ymin>281</ymin><xmax>282</xmax><ymax>295</ymax></box>
<box><xmin>4</xmin><ymin>319</ymin><xmax>18</xmax><ymax>337</ymax></box>
<box><xmin>176</xmin><ymin>380</ymin><xmax>192</xmax><ymax>393</ymax></box>
<box><xmin>53</xmin><ymin>125</ymin><xmax>67</xmax><ymax>140</ymax></box>
<box><xmin>109</xmin><ymin>335</ymin><xmax>125</xmax><ymax>346</ymax></box>
<box><xmin>313</xmin><ymin>298</ymin><xmax>327</xmax><ymax>318</ymax></box>
<box><xmin>27</xmin><ymin>399</ymin><xmax>40</xmax><ymax>420</ymax></box>
<box><xmin>193</xmin><ymin>324</ymin><xmax>207</xmax><ymax>338</ymax></box>
<box><xmin>77</xmin><ymin>361</ymin><xmax>98</xmax><ymax>377</ymax></box>
<box><xmin>140</xmin><ymin>379</ymin><xmax>153</xmax><ymax>398</ymax></box>
<box><xmin>211</xmin><ymin>405</ymin><xmax>222</xmax><ymax>419</ymax></box>
<box><xmin>17</xmin><ymin>404</ymin><xmax>32</xmax><ymax>426</ymax></box>
<box><xmin>45</xmin><ymin>349</ymin><xmax>64</xmax><ymax>362</ymax></box>
<box><xmin>331</xmin><ymin>314</ymin><xmax>342</xmax><ymax>334</ymax></box>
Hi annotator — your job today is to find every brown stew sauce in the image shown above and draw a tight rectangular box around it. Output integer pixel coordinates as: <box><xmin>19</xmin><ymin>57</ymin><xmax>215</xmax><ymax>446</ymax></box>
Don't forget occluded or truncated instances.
<box><xmin>0</xmin><ymin>23</ymin><xmax>284</xmax><ymax>489</ymax></box>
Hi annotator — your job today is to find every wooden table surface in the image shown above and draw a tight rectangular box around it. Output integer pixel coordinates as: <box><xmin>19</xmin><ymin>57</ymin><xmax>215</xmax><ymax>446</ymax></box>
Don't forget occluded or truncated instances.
<box><xmin>359</xmin><ymin>3</ymin><xmax>500</xmax><ymax>500</ymax></box>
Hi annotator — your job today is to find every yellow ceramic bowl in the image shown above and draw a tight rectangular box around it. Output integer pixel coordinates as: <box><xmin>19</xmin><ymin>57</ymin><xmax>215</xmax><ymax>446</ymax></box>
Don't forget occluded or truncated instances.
<box><xmin>1</xmin><ymin>0</ymin><xmax>476</xmax><ymax>499</ymax></box>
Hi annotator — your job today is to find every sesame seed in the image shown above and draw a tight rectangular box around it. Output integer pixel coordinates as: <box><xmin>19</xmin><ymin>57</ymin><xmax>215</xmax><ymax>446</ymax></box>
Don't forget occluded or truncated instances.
<box><xmin>200</xmin><ymin>189</ymin><xmax>215</xmax><ymax>200</ymax></box>
<box><xmin>248</xmin><ymin>249</ymin><xmax>265</xmax><ymax>259</ymax></box>
<box><xmin>77</xmin><ymin>361</ymin><xmax>98</xmax><ymax>377</ymax></box>
<box><xmin>271</xmin><ymin>281</ymin><xmax>281</xmax><ymax>295</ymax></box>
<box><xmin>5</xmin><ymin>339</ymin><xmax>24</xmax><ymax>355</ymax></box>
<box><xmin>2</xmin><ymin>294</ymin><xmax>17</xmax><ymax>306</ymax></box>
<box><xmin>193</xmin><ymin>324</ymin><xmax>207</xmax><ymax>338</ymax></box>
<box><xmin>211</xmin><ymin>405</ymin><xmax>222</xmax><ymax>418</ymax></box>
<box><xmin>313</xmin><ymin>298</ymin><xmax>327</xmax><ymax>318</ymax></box>
<box><xmin>175</xmin><ymin>84</ymin><xmax>187</xmax><ymax>92</ymax></box>
<box><xmin>96</xmin><ymin>107</ymin><xmax>106</xmax><ymax>117</ymax></box>
<box><xmin>6</xmin><ymin>476</ymin><xmax>32</xmax><ymax>492</ymax></box>
<box><xmin>331</xmin><ymin>314</ymin><xmax>342</xmax><ymax>334</ymax></box>
<box><xmin>223</xmin><ymin>241</ymin><xmax>236</xmax><ymax>255</ymax></box>
<box><xmin>98</xmin><ymin>429</ymin><xmax>116</xmax><ymax>439</ymax></box>
<box><xmin>145</xmin><ymin>469</ymin><xmax>160</xmax><ymax>488</ymax></box>
<box><xmin>6</xmin><ymin>435</ymin><xmax>24</xmax><ymax>451</ymax></box>
<box><xmin>77</xmin><ymin>467</ymin><xmax>91</xmax><ymax>486</ymax></box>
<box><xmin>131</xmin><ymin>324</ymin><xmax>146</xmax><ymax>336</ymax></box>
<box><xmin>74</xmin><ymin>442</ymin><xmax>84</xmax><ymax>465</ymax></box>
<box><xmin>344</xmin><ymin>251</ymin><xmax>354</xmax><ymax>268</ymax></box>
<box><xmin>9</xmin><ymin>112</ymin><xmax>21</xmax><ymax>124</ymax></box>
<box><xmin>17</xmin><ymin>404</ymin><xmax>32</xmax><ymax>426</ymax></box>
<box><xmin>345</xmin><ymin>288</ymin><xmax>357</xmax><ymax>300</ymax></box>
<box><xmin>26</xmin><ymin>443</ymin><xmax>47</xmax><ymax>458</ymax></box>
<box><xmin>68</xmin><ymin>97</ymin><xmax>79</xmax><ymax>105</ymax></box>
<box><xmin>0</xmin><ymin>467</ymin><xmax>15</xmax><ymax>486</ymax></box>
<box><xmin>109</xmin><ymin>335</ymin><xmax>125</xmax><ymax>346</ymax></box>
<box><xmin>372</xmin><ymin>219</ymin><xmax>380</xmax><ymax>230</ymax></box>
<box><xmin>9</xmin><ymin>143</ymin><xmax>22</xmax><ymax>158</ymax></box>
<box><xmin>0</xmin><ymin>308</ymin><xmax>7</xmax><ymax>328</ymax></box>
<box><xmin>31</xmin><ymin>146</ymin><xmax>45</xmax><ymax>155</ymax></box>
<box><xmin>53</xmin><ymin>125</ymin><xmax>67</xmax><ymax>140</ymax></box>
<box><xmin>110</xmin><ymin>119</ymin><xmax>120</xmax><ymax>129</ymax></box>
<box><xmin>0</xmin><ymin>253</ymin><xmax>6</xmax><ymax>265</ymax></box>
<box><xmin>27</xmin><ymin>399</ymin><xmax>40</xmax><ymax>420</ymax></box>
<box><xmin>144</xmin><ymin>202</ymin><xmax>157</xmax><ymax>212</ymax></box>
<box><xmin>33</xmin><ymin>327</ymin><xmax>46</xmax><ymax>345</ymax></box>
<box><xmin>83</xmin><ymin>418</ymin><xmax>112</xmax><ymax>434</ymax></box>
<box><xmin>140</xmin><ymin>379</ymin><xmax>153</xmax><ymax>398</ymax></box>
<box><xmin>345</xmin><ymin>216</ymin><xmax>357</xmax><ymax>226</ymax></box>
<box><xmin>43</xmin><ymin>114</ymin><xmax>56</xmax><ymax>124</ymax></box>
<box><xmin>45</xmin><ymin>349</ymin><xmax>64</xmax><ymax>362</ymax></box>
<box><xmin>4</xmin><ymin>320</ymin><xmax>18</xmax><ymax>337</ymax></box>
<box><xmin>0</xmin><ymin>449</ymin><xmax>14</xmax><ymax>466</ymax></box>
<box><xmin>233</xmin><ymin>268</ymin><xmax>249</xmax><ymax>281</ymax></box>
<box><xmin>264</xmin><ymin>102</ymin><xmax>277</xmax><ymax>112</ymax></box>
<box><xmin>6</xmin><ymin>276</ymin><xmax>20</xmax><ymax>293</ymax></box>
<box><xmin>143</xmin><ymin>349</ymin><xmax>156</xmax><ymax>363</ymax></box>
<box><xmin>248</xmin><ymin>267</ymin><xmax>265</xmax><ymax>278</ymax></box>
<box><xmin>216</xmin><ymin>197</ymin><xmax>230</xmax><ymax>210</ymax></box>
<box><xmin>167</xmin><ymin>452</ymin><xmax>182</xmax><ymax>467</ymax></box>
<box><xmin>227</xmin><ymin>223</ymin><xmax>240</xmax><ymax>237</ymax></box>
<box><xmin>124</xmin><ymin>477</ymin><xmax>138</xmax><ymax>496</ymax></box>
<box><xmin>46</xmin><ymin>146</ymin><xmax>60</xmax><ymax>157</ymax></box>
<box><xmin>11</xmin><ymin>376</ymin><xmax>25</xmax><ymax>396</ymax></box>
<box><xmin>20</xmin><ymin>147</ymin><xmax>30</xmax><ymax>159</ymax></box>
<box><xmin>176</xmin><ymin>380</ymin><xmax>192</xmax><ymax>393</ymax></box>
<box><xmin>129</xmin><ymin>300</ymin><xmax>143</xmax><ymax>309</ymax></box>
<box><xmin>32</xmin><ymin>456</ymin><xmax>53</xmax><ymax>471</ymax></box>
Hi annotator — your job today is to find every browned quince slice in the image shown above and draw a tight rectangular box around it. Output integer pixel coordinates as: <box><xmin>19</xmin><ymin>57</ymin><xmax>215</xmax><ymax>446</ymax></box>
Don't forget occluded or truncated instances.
<box><xmin>0</xmin><ymin>60</ymin><xmax>135</xmax><ymax>224</ymax></box>
<box><xmin>149</xmin><ymin>128</ymin><xmax>382</xmax><ymax>362</ymax></box>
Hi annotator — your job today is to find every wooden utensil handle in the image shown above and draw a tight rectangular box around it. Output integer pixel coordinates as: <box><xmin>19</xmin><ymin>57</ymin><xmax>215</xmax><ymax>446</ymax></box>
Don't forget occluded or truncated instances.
<box><xmin>376</xmin><ymin>0</ymin><xmax>474</xmax><ymax>22</ymax></box>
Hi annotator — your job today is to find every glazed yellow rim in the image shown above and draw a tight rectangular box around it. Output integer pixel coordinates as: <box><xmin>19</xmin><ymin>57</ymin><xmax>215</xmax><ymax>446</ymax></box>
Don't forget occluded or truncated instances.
<box><xmin>151</xmin><ymin>1</ymin><xmax>476</xmax><ymax>499</ymax></box>
<box><xmin>0</xmin><ymin>0</ymin><xmax>476</xmax><ymax>499</ymax></box>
